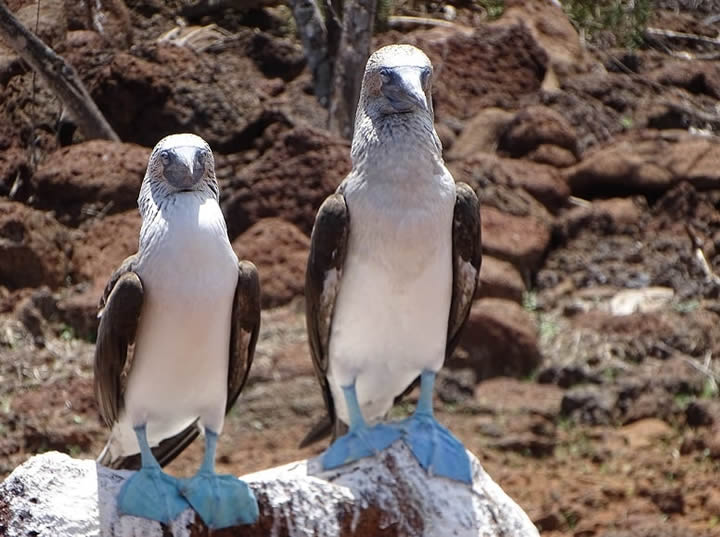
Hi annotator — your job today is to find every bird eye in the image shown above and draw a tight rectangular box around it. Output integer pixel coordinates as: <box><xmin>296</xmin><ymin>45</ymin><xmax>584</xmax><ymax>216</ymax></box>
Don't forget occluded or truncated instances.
<box><xmin>160</xmin><ymin>150</ymin><xmax>170</xmax><ymax>166</ymax></box>
<box><xmin>196</xmin><ymin>152</ymin><xmax>206</xmax><ymax>167</ymax></box>
<box><xmin>379</xmin><ymin>68</ymin><xmax>391</xmax><ymax>84</ymax></box>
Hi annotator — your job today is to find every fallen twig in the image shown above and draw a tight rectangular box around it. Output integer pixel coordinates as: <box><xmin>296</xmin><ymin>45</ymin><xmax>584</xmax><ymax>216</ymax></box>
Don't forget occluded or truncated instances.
<box><xmin>685</xmin><ymin>224</ymin><xmax>720</xmax><ymax>286</ymax></box>
<box><xmin>387</xmin><ymin>15</ymin><xmax>472</xmax><ymax>32</ymax></box>
<box><xmin>645</xmin><ymin>27</ymin><xmax>720</xmax><ymax>47</ymax></box>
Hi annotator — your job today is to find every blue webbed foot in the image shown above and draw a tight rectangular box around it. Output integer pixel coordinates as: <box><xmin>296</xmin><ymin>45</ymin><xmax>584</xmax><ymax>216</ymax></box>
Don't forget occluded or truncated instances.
<box><xmin>399</xmin><ymin>370</ymin><xmax>472</xmax><ymax>484</ymax></box>
<box><xmin>180</xmin><ymin>472</ymin><xmax>258</xmax><ymax>529</ymax></box>
<box><xmin>322</xmin><ymin>382</ymin><xmax>402</xmax><ymax>470</ymax></box>
<box><xmin>323</xmin><ymin>422</ymin><xmax>402</xmax><ymax>469</ymax></box>
<box><xmin>117</xmin><ymin>425</ymin><xmax>189</xmax><ymax>523</ymax></box>
<box><xmin>400</xmin><ymin>412</ymin><xmax>472</xmax><ymax>484</ymax></box>
<box><xmin>178</xmin><ymin>428</ymin><xmax>259</xmax><ymax>529</ymax></box>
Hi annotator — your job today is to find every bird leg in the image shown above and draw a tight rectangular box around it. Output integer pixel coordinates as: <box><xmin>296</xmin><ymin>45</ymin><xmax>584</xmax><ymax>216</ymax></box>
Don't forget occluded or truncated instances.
<box><xmin>179</xmin><ymin>429</ymin><xmax>259</xmax><ymax>529</ymax></box>
<box><xmin>116</xmin><ymin>425</ymin><xmax>189</xmax><ymax>523</ymax></box>
<box><xmin>398</xmin><ymin>370</ymin><xmax>472</xmax><ymax>484</ymax></box>
<box><xmin>322</xmin><ymin>382</ymin><xmax>402</xmax><ymax>470</ymax></box>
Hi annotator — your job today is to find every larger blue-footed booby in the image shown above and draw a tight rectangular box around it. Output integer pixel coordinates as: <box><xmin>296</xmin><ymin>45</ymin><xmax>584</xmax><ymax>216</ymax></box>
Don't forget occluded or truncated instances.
<box><xmin>94</xmin><ymin>133</ymin><xmax>260</xmax><ymax>528</ymax></box>
<box><xmin>303</xmin><ymin>45</ymin><xmax>482</xmax><ymax>483</ymax></box>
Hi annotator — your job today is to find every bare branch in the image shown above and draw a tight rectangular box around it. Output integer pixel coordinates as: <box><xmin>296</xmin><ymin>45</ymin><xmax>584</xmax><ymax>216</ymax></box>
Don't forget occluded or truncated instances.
<box><xmin>0</xmin><ymin>2</ymin><xmax>120</xmax><ymax>142</ymax></box>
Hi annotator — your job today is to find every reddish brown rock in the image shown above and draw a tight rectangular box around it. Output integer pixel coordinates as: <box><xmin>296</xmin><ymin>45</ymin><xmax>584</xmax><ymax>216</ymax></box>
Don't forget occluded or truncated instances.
<box><xmin>14</xmin><ymin>0</ymin><xmax>67</xmax><ymax>48</ymax></box>
<box><xmin>650</xmin><ymin>61</ymin><xmax>720</xmax><ymax>100</ymax></box>
<box><xmin>87</xmin><ymin>44</ymin><xmax>267</xmax><ymax>149</ymax></box>
<box><xmin>31</xmin><ymin>141</ymin><xmax>149</xmax><ymax>225</ymax></box>
<box><xmin>504</xmin><ymin>0</ymin><xmax>592</xmax><ymax>81</ymax></box>
<box><xmin>72</xmin><ymin>209</ymin><xmax>141</xmax><ymax>293</ymax></box>
<box><xmin>0</xmin><ymin>146</ymin><xmax>30</xmax><ymax>199</ymax></box>
<box><xmin>0</xmin><ymin>201</ymin><xmax>72</xmax><ymax>289</ymax></box>
<box><xmin>222</xmin><ymin>126</ymin><xmax>351</xmax><ymax>238</ymax></box>
<box><xmin>232</xmin><ymin>218</ymin><xmax>310</xmax><ymax>309</ymax></box>
<box><xmin>477</xmin><ymin>255</ymin><xmax>526</xmax><ymax>304</ymax></box>
<box><xmin>497</xmin><ymin>105</ymin><xmax>579</xmax><ymax>159</ymax></box>
<box><xmin>61</xmin><ymin>210</ymin><xmax>141</xmax><ymax>337</ymax></box>
<box><xmin>451</xmin><ymin>153</ymin><xmax>569</xmax><ymax>211</ymax></box>
<box><xmin>554</xmin><ymin>197</ymin><xmax>646</xmax><ymax>243</ymax></box>
<box><xmin>64</xmin><ymin>0</ymin><xmax>133</xmax><ymax>48</ymax></box>
<box><xmin>393</xmin><ymin>24</ymin><xmax>547</xmax><ymax>122</ymax></box>
<box><xmin>452</xmin><ymin>298</ymin><xmax>542</xmax><ymax>380</ymax></box>
<box><xmin>525</xmin><ymin>144</ymin><xmax>578</xmax><ymax>168</ymax></box>
<box><xmin>446</xmin><ymin>108</ymin><xmax>514</xmax><ymax>161</ymax></box>
<box><xmin>475</xmin><ymin>377</ymin><xmax>563</xmax><ymax>417</ymax></box>
<box><xmin>619</xmin><ymin>418</ymin><xmax>674</xmax><ymax>449</ymax></box>
<box><xmin>566</xmin><ymin>130</ymin><xmax>720</xmax><ymax>198</ymax></box>
<box><xmin>480</xmin><ymin>206</ymin><xmax>551</xmax><ymax>276</ymax></box>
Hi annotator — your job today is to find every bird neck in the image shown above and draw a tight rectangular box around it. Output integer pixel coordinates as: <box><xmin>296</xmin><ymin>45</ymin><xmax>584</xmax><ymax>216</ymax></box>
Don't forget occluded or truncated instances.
<box><xmin>350</xmin><ymin>111</ymin><xmax>443</xmax><ymax>171</ymax></box>
<box><xmin>136</xmin><ymin>177</ymin><xmax>220</xmax><ymax>243</ymax></box>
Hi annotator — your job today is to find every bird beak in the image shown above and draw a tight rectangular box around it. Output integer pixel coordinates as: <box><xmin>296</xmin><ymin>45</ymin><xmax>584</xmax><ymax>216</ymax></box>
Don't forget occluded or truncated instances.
<box><xmin>163</xmin><ymin>147</ymin><xmax>203</xmax><ymax>190</ymax></box>
<box><xmin>381</xmin><ymin>66</ymin><xmax>429</xmax><ymax>113</ymax></box>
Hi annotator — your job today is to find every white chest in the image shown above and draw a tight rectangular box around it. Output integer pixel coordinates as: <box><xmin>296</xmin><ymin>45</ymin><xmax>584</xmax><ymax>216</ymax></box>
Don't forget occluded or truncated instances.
<box><xmin>327</xmin><ymin>168</ymin><xmax>457</xmax><ymax>423</ymax></box>
<box><xmin>125</xmin><ymin>194</ymin><xmax>239</xmax><ymax>433</ymax></box>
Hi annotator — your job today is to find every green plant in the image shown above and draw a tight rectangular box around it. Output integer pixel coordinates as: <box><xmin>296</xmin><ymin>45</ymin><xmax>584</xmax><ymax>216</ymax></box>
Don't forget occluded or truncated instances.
<box><xmin>477</xmin><ymin>0</ymin><xmax>504</xmax><ymax>19</ymax></box>
<box><xmin>560</xmin><ymin>0</ymin><xmax>652</xmax><ymax>48</ymax></box>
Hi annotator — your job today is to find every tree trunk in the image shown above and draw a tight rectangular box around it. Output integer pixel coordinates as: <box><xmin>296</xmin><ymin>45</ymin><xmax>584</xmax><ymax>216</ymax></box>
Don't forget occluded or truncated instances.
<box><xmin>0</xmin><ymin>2</ymin><xmax>120</xmax><ymax>142</ymax></box>
<box><xmin>327</xmin><ymin>0</ymin><xmax>376</xmax><ymax>139</ymax></box>
<box><xmin>287</xmin><ymin>0</ymin><xmax>333</xmax><ymax>107</ymax></box>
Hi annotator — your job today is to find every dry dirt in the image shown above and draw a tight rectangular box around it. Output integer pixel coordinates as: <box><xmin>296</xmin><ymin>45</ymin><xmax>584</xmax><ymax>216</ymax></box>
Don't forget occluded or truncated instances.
<box><xmin>1</xmin><ymin>0</ymin><xmax>720</xmax><ymax>536</ymax></box>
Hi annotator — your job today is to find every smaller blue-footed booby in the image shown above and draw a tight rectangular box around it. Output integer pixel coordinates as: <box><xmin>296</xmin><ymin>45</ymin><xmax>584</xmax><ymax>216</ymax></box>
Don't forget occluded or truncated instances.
<box><xmin>94</xmin><ymin>133</ymin><xmax>260</xmax><ymax>528</ymax></box>
<box><xmin>303</xmin><ymin>45</ymin><xmax>482</xmax><ymax>483</ymax></box>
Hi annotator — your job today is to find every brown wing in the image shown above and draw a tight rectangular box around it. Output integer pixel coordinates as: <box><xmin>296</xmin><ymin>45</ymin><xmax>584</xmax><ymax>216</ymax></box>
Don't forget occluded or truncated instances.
<box><xmin>446</xmin><ymin>182</ymin><xmax>482</xmax><ymax>357</ymax></box>
<box><xmin>94</xmin><ymin>255</ymin><xmax>143</xmax><ymax>428</ymax></box>
<box><xmin>226</xmin><ymin>260</ymin><xmax>261</xmax><ymax>413</ymax></box>
<box><xmin>299</xmin><ymin>193</ymin><xmax>349</xmax><ymax>448</ymax></box>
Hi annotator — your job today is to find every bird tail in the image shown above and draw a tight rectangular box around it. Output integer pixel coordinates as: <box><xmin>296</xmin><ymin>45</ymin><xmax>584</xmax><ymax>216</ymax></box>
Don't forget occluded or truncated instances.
<box><xmin>97</xmin><ymin>420</ymin><xmax>201</xmax><ymax>470</ymax></box>
<box><xmin>299</xmin><ymin>415</ymin><xmax>348</xmax><ymax>448</ymax></box>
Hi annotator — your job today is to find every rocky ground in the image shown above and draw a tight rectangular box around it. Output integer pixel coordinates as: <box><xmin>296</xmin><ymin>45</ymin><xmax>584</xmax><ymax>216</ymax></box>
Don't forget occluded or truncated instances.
<box><xmin>1</xmin><ymin>0</ymin><xmax>720</xmax><ymax>535</ymax></box>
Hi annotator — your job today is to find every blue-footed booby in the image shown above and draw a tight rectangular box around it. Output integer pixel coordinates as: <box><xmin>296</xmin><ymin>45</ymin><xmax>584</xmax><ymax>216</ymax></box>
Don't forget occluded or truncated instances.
<box><xmin>94</xmin><ymin>133</ymin><xmax>260</xmax><ymax>528</ymax></box>
<box><xmin>303</xmin><ymin>45</ymin><xmax>482</xmax><ymax>483</ymax></box>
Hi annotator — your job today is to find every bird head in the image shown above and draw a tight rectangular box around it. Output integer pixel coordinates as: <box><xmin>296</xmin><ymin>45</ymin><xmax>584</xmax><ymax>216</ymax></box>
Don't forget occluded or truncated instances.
<box><xmin>145</xmin><ymin>133</ymin><xmax>216</xmax><ymax>194</ymax></box>
<box><xmin>359</xmin><ymin>44</ymin><xmax>434</xmax><ymax>118</ymax></box>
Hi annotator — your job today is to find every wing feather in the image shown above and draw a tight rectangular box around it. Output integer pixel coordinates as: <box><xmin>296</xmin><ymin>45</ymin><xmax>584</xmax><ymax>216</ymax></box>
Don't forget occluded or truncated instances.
<box><xmin>446</xmin><ymin>182</ymin><xmax>482</xmax><ymax>356</ymax></box>
<box><xmin>300</xmin><ymin>193</ymin><xmax>349</xmax><ymax>447</ymax></box>
<box><xmin>94</xmin><ymin>255</ymin><xmax>143</xmax><ymax>428</ymax></box>
<box><xmin>226</xmin><ymin>260</ymin><xmax>261</xmax><ymax>413</ymax></box>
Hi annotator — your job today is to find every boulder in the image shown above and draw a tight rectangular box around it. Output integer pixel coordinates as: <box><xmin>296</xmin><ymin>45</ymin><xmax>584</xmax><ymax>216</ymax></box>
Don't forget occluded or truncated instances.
<box><xmin>650</xmin><ymin>61</ymin><xmax>720</xmax><ymax>100</ymax></box>
<box><xmin>73</xmin><ymin>210</ymin><xmax>141</xmax><ymax>289</ymax></box>
<box><xmin>453</xmin><ymin>298</ymin><xmax>542</xmax><ymax>380</ymax></box>
<box><xmin>221</xmin><ymin>126</ymin><xmax>350</xmax><ymax>238</ymax></box>
<box><xmin>389</xmin><ymin>23</ymin><xmax>548</xmax><ymax>122</ymax></box>
<box><xmin>86</xmin><ymin>44</ymin><xmax>267</xmax><ymax>150</ymax></box>
<box><xmin>0</xmin><ymin>443</ymin><xmax>540</xmax><ymax>537</ymax></box>
<box><xmin>0</xmin><ymin>201</ymin><xmax>72</xmax><ymax>289</ymax></box>
<box><xmin>503</xmin><ymin>0</ymin><xmax>593</xmax><ymax>81</ymax></box>
<box><xmin>566</xmin><ymin>130</ymin><xmax>720</xmax><ymax>198</ymax></box>
<box><xmin>232</xmin><ymin>218</ymin><xmax>310</xmax><ymax>309</ymax></box>
<box><xmin>497</xmin><ymin>105</ymin><xmax>579</xmax><ymax>160</ymax></box>
<box><xmin>31</xmin><ymin>141</ymin><xmax>149</xmax><ymax>225</ymax></box>
<box><xmin>451</xmin><ymin>153</ymin><xmax>570</xmax><ymax>211</ymax></box>
<box><xmin>561</xmin><ymin>385</ymin><xmax>618</xmax><ymax>426</ymax></box>
<box><xmin>477</xmin><ymin>255</ymin><xmax>526</xmax><ymax>304</ymax></box>
<box><xmin>480</xmin><ymin>206</ymin><xmax>551</xmax><ymax>276</ymax></box>
<box><xmin>446</xmin><ymin>108</ymin><xmax>514</xmax><ymax>161</ymax></box>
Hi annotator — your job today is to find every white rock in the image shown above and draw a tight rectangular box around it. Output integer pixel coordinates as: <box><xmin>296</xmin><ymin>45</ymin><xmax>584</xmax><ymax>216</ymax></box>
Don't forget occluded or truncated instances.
<box><xmin>609</xmin><ymin>287</ymin><xmax>674</xmax><ymax>316</ymax></box>
<box><xmin>0</xmin><ymin>441</ymin><xmax>539</xmax><ymax>537</ymax></box>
